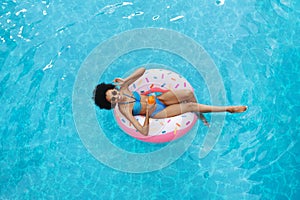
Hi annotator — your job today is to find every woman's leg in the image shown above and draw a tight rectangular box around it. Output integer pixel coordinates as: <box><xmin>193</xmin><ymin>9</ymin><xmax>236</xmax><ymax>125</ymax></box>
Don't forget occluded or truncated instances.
<box><xmin>152</xmin><ymin>102</ymin><xmax>247</xmax><ymax>119</ymax></box>
<box><xmin>157</xmin><ymin>89</ymin><xmax>196</xmax><ymax>105</ymax></box>
<box><xmin>157</xmin><ymin>90</ymin><xmax>209</xmax><ymax>125</ymax></box>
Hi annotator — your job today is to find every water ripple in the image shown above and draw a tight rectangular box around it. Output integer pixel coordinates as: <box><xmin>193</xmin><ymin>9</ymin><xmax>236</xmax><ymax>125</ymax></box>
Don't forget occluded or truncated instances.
<box><xmin>170</xmin><ymin>15</ymin><xmax>184</xmax><ymax>22</ymax></box>
<box><xmin>123</xmin><ymin>11</ymin><xmax>144</xmax><ymax>19</ymax></box>
<box><xmin>94</xmin><ymin>2</ymin><xmax>133</xmax><ymax>16</ymax></box>
<box><xmin>271</xmin><ymin>0</ymin><xmax>290</xmax><ymax>19</ymax></box>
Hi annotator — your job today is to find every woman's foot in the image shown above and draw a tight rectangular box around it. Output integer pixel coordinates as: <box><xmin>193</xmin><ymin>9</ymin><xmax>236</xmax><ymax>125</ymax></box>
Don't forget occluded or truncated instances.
<box><xmin>227</xmin><ymin>106</ymin><xmax>248</xmax><ymax>113</ymax></box>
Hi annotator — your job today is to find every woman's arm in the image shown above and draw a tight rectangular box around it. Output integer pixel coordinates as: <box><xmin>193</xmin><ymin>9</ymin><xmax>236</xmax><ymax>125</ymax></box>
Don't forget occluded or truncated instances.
<box><xmin>113</xmin><ymin>67</ymin><xmax>146</xmax><ymax>88</ymax></box>
<box><xmin>121</xmin><ymin>108</ymin><xmax>150</xmax><ymax>136</ymax></box>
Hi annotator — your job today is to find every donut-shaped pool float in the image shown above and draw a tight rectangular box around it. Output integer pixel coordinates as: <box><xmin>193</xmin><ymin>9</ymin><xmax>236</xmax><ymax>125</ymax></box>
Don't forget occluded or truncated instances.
<box><xmin>114</xmin><ymin>69</ymin><xmax>197</xmax><ymax>143</ymax></box>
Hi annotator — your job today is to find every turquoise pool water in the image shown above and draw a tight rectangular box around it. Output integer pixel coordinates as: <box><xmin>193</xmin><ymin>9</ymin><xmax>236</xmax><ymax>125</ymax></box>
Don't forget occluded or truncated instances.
<box><xmin>1</xmin><ymin>0</ymin><xmax>299</xmax><ymax>199</ymax></box>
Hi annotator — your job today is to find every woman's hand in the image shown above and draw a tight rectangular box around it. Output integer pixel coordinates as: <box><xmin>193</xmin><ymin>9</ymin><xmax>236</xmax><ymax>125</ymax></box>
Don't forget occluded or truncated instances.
<box><xmin>113</xmin><ymin>78</ymin><xmax>125</xmax><ymax>85</ymax></box>
<box><xmin>113</xmin><ymin>68</ymin><xmax>146</xmax><ymax>88</ymax></box>
<box><xmin>146</xmin><ymin>101</ymin><xmax>156</xmax><ymax>116</ymax></box>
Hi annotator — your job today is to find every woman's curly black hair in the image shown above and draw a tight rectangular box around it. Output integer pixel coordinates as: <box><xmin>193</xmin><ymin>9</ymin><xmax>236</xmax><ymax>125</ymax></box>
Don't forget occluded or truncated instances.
<box><xmin>93</xmin><ymin>83</ymin><xmax>116</xmax><ymax>110</ymax></box>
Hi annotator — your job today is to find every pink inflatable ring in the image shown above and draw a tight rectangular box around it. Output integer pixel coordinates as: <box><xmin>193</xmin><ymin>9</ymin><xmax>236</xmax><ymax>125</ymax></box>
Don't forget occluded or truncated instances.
<box><xmin>114</xmin><ymin>69</ymin><xmax>197</xmax><ymax>143</ymax></box>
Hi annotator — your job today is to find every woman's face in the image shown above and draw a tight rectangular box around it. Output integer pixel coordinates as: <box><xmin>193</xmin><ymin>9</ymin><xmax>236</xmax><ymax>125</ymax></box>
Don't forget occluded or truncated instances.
<box><xmin>105</xmin><ymin>89</ymin><xmax>120</xmax><ymax>103</ymax></box>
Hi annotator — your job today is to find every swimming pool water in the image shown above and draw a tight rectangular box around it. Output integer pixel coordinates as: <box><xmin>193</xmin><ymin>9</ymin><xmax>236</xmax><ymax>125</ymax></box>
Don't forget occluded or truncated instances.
<box><xmin>1</xmin><ymin>0</ymin><xmax>299</xmax><ymax>199</ymax></box>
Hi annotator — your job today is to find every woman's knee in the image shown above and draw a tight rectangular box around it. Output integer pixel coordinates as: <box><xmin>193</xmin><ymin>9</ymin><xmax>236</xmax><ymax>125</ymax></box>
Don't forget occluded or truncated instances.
<box><xmin>158</xmin><ymin>90</ymin><xmax>194</xmax><ymax>104</ymax></box>
<box><xmin>179</xmin><ymin>89</ymin><xmax>194</xmax><ymax>101</ymax></box>
<box><xmin>186</xmin><ymin>90</ymin><xmax>194</xmax><ymax>98</ymax></box>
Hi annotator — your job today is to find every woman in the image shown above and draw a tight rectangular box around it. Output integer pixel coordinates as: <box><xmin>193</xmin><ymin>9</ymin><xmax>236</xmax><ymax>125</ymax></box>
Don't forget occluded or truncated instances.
<box><xmin>93</xmin><ymin>68</ymin><xmax>247</xmax><ymax>136</ymax></box>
